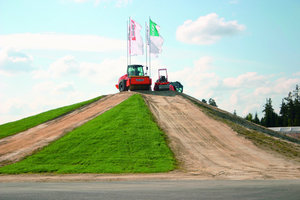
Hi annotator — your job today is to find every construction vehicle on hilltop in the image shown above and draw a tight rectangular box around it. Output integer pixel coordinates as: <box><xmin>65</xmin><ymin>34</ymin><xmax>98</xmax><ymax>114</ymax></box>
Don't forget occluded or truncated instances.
<box><xmin>115</xmin><ymin>64</ymin><xmax>152</xmax><ymax>92</ymax></box>
<box><xmin>154</xmin><ymin>68</ymin><xmax>183</xmax><ymax>92</ymax></box>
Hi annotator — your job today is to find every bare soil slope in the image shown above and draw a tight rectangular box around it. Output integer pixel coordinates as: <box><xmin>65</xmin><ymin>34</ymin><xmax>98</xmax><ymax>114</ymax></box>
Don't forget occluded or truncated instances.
<box><xmin>0</xmin><ymin>92</ymin><xmax>132</xmax><ymax>166</ymax></box>
<box><xmin>143</xmin><ymin>93</ymin><xmax>300</xmax><ymax>179</ymax></box>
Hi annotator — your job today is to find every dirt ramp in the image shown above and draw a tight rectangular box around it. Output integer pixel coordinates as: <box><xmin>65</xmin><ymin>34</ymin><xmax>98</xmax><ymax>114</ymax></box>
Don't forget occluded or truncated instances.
<box><xmin>143</xmin><ymin>93</ymin><xmax>300</xmax><ymax>179</ymax></box>
<box><xmin>0</xmin><ymin>92</ymin><xmax>133</xmax><ymax>166</ymax></box>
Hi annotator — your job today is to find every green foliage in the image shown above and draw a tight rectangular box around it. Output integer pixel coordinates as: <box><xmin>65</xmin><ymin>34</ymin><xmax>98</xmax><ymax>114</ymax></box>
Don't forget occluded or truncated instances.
<box><xmin>280</xmin><ymin>85</ymin><xmax>300</xmax><ymax>126</ymax></box>
<box><xmin>261</xmin><ymin>98</ymin><xmax>279</xmax><ymax>127</ymax></box>
<box><xmin>245</xmin><ymin>113</ymin><xmax>253</xmax><ymax>122</ymax></box>
<box><xmin>253</xmin><ymin>113</ymin><xmax>260</xmax><ymax>124</ymax></box>
<box><xmin>245</xmin><ymin>113</ymin><xmax>260</xmax><ymax>125</ymax></box>
<box><xmin>208</xmin><ymin>98</ymin><xmax>217</xmax><ymax>107</ymax></box>
<box><xmin>244</xmin><ymin>84</ymin><xmax>300</xmax><ymax>127</ymax></box>
<box><xmin>0</xmin><ymin>96</ymin><xmax>104</xmax><ymax>139</ymax></box>
<box><xmin>0</xmin><ymin>94</ymin><xmax>175</xmax><ymax>174</ymax></box>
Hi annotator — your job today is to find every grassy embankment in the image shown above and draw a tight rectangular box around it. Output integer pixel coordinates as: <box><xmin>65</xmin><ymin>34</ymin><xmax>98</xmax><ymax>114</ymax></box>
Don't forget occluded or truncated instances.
<box><xmin>0</xmin><ymin>96</ymin><xmax>104</xmax><ymax>140</ymax></box>
<box><xmin>0</xmin><ymin>94</ymin><xmax>175</xmax><ymax>174</ymax></box>
<box><xmin>181</xmin><ymin>93</ymin><xmax>300</xmax><ymax>162</ymax></box>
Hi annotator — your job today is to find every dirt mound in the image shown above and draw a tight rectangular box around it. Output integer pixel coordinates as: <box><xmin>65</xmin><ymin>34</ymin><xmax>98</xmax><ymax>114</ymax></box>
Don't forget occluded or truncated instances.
<box><xmin>0</xmin><ymin>92</ymin><xmax>132</xmax><ymax>166</ymax></box>
<box><xmin>143</xmin><ymin>93</ymin><xmax>300</xmax><ymax>179</ymax></box>
<box><xmin>1</xmin><ymin>91</ymin><xmax>299</xmax><ymax>180</ymax></box>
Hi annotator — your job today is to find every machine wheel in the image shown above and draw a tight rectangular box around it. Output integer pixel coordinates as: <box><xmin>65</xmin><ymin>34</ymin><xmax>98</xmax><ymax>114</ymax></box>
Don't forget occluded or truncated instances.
<box><xmin>119</xmin><ymin>80</ymin><xmax>128</xmax><ymax>92</ymax></box>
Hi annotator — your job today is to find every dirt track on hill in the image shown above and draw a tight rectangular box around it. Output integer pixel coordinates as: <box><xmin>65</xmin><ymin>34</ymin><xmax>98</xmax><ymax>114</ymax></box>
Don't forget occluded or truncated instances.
<box><xmin>0</xmin><ymin>92</ymin><xmax>132</xmax><ymax>166</ymax></box>
<box><xmin>143</xmin><ymin>93</ymin><xmax>300</xmax><ymax>179</ymax></box>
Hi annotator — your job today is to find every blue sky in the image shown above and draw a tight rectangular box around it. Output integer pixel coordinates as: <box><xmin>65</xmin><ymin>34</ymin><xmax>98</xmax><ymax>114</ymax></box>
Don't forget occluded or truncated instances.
<box><xmin>0</xmin><ymin>0</ymin><xmax>300</xmax><ymax>124</ymax></box>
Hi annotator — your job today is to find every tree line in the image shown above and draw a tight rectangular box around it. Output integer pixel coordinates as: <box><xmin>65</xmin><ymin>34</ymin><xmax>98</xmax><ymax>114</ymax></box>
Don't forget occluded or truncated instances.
<box><xmin>245</xmin><ymin>85</ymin><xmax>300</xmax><ymax>127</ymax></box>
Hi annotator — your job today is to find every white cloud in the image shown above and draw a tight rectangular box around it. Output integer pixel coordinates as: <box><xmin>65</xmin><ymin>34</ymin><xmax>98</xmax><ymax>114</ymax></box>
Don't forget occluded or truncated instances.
<box><xmin>176</xmin><ymin>13</ymin><xmax>246</xmax><ymax>45</ymax></box>
<box><xmin>33</xmin><ymin>55</ymin><xmax>80</xmax><ymax>78</ymax></box>
<box><xmin>55</xmin><ymin>82</ymin><xmax>75</xmax><ymax>93</ymax></box>
<box><xmin>170</xmin><ymin>56</ymin><xmax>220</xmax><ymax>99</ymax></box>
<box><xmin>78</xmin><ymin>57</ymin><xmax>126</xmax><ymax>85</ymax></box>
<box><xmin>293</xmin><ymin>71</ymin><xmax>300</xmax><ymax>76</ymax></box>
<box><xmin>0</xmin><ymin>80</ymin><xmax>85</xmax><ymax>124</ymax></box>
<box><xmin>219</xmin><ymin>72</ymin><xmax>300</xmax><ymax>117</ymax></box>
<box><xmin>254</xmin><ymin>77</ymin><xmax>300</xmax><ymax>96</ymax></box>
<box><xmin>0</xmin><ymin>54</ymin><xmax>129</xmax><ymax>124</ymax></box>
<box><xmin>0</xmin><ymin>97</ymin><xmax>30</xmax><ymax>125</ymax></box>
<box><xmin>242</xmin><ymin>103</ymin><xmax>260</xmax><ymax>116</ymax></box>
<box><xmin>0</xmin><ymin>33</ymin><xmax>125</xmax><ymax>52</ymax></box>
<box><xmin>33</xmin><ymin>55</ymin><xmax>128</xmax><ymax>96</ymax></box>
<box><xmin>0</xmin><ymin>48</ymin><xmax>33</xmax><ymax>75</ymax></box>
<box><xmin>33</xmin><ymin>81</ymin><xmax>75</xmax><ymax>95</ymax></box>
<box><xmin>34</xmin><ymin>55</ymin><xmax>126</xmax><ymax>84</ymax></box>
<box><xmin>223</xmin><ymin>72</ymin><xmax>268</xmax><ymax>88</ymax></box>
<box><xmin>168</xmin><ymin>58</ymin><xmax>299</xmax><ymax>118</ymax></box>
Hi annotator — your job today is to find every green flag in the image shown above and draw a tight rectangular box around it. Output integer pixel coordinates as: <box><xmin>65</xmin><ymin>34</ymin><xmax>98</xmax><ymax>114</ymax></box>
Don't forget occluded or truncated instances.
<box><xmin>149</xmin><ymin>19</ymin><xmax>160</xmax><ymax>37</ymax></box>
<box><xmin>149</xmin><ymin>19</ymin><xmax>164</xmax><ymax>55</ymax></box>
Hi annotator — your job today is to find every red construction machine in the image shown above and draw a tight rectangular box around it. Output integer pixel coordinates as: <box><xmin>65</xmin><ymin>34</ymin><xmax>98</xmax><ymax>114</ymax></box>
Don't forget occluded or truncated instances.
<box><xmin>153</xmin><ymin>68</ymin><xmax>183</xmax><ymax>92</ymax></box>
<box><xmin>116</xmin><ymin>64</ymin><xmax>152</xmax><ymax>92</ymax></box>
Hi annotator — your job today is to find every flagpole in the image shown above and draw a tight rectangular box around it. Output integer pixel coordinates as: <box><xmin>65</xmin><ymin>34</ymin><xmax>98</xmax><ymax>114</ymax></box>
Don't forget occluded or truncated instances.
<box><xmin>145</xmin><ymin>21</ymin><xmax>148</xmax><ymax>76</ymax></box>
<box><xmin>126</xmin><ymin>21</ymin><xmax>129</xmax><ymax>69</ymax></box>
<box><xmin>129</xmin><ymin>17</ymin><xmax>131</xmax><ymax>65</ymax></box>
<box><xmin>149</xmin><ymin>17</ymin><xmax>151</xmax><ymax>77</ymax></box>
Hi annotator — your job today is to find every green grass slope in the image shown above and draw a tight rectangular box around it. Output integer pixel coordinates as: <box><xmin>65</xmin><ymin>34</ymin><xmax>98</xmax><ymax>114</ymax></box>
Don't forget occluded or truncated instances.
<box><xmin>0</xmin><ymin>96</ymin><xmax>104</xmax><ymax>140</ymax></box>
<box><xmin>0</xmin><ymin>94</ymin><xmax>175</xmax><ymax>174</ymax></box>
<box><xmin>180</xmin><ymin>93</ymin><xmax>300</xmax><ymax>162</ymax></box>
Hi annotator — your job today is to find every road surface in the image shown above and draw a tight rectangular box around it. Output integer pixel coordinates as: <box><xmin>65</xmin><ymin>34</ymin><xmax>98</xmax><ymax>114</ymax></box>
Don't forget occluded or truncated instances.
<box><xmin>0</xmin><ymin>180</ymin><xmax>300</xmax><ymax>200</ymax></box>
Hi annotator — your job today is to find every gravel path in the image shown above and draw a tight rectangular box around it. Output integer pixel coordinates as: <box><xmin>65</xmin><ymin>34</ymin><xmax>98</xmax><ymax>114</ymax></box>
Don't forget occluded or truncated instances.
<box><xmin>143</xmin><ymin>93</ymin><xmax>300</xmax><ymax>179</ymax></box>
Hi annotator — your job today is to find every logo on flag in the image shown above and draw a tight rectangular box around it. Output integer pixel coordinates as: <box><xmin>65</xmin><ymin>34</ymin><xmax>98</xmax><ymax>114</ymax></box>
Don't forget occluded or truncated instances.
<box><xmin>129</xmin><ymin>19</ymin><xmax>144</xmax><ymax>56</ymax></box>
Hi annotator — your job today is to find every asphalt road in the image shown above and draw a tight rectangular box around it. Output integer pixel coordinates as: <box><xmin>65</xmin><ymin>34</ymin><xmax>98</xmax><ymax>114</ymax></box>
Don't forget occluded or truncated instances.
<box><xmin>0</xmin><ymin>180</ymin><xmax>300</xmax><ymax>200</ymax></box>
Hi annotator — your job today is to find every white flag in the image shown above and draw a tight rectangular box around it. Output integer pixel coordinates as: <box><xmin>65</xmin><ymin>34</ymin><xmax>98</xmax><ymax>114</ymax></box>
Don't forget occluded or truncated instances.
<box><xmin>129</xmin><ymin>19</ymin><xmax>144</xmax><ymax>56</ymax></box>
<box><xmin>149</xmin><ymin>19</ymin><xmax>164</xmax><ymax>55</ymax></box>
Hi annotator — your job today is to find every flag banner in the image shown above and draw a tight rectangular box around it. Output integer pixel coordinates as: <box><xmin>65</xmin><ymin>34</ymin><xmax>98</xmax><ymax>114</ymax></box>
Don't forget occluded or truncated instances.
<box><xmin>149</xmin><ymin>19</ymin><xmax>164</xmax><ymax>55</ymax></box>
<box><xmin>129</xmin><ymin>19</ymin><xmax>144</xmax><ymax>56</ymax></box>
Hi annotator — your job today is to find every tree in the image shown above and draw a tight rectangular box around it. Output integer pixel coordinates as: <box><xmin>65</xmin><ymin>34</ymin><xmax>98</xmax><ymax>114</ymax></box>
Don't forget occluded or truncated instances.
<box><xmin>208</xmin><ymin>98</ymin><xmax>217</xmax><ymax>107</ymax></box>
<box><xmin>286</xmin><ymin>92</ymin><xmax>295</xmax><ymax>126</ymax></box>
<box><xmin>262</xmin><ymin>98</ymin><xmax>278</xmax><ymax>127</ymax></box>
<box><xmin>279</xmin><ymin>100</ymin><xmax>288</xmax><ymax>126</ymax></box>
<box><xmin>245</xmin><ymin>113</ymin><xmax>253</xmax><ymax>122</ymax></box>
<box><xmin>201</xmin><ymin>99</ymin><xmax>207</xmax><ymax>104</ymax></box>
<box><xmin>253</xmin><ymin>112</ymin><xmax>260</xmax><ymax>124</ymax></box>
<box><xmin>274</xmin><ymin>84</ymin><xmax>300</xmax><ymax>126</ymax></box>
<box><xmin>233</xmin><ymin>110</ymin><xmax>237</xmax><ymax>116</ymax></box>
<box><xmin>293</xmin><ymin>85</ymin><xmax>300</xmax><ymax>126</ymax></box>
<box><xmin>258</xmin><ymin>84</ymin><xmax>300</xmax><ymax>127</ymax></box>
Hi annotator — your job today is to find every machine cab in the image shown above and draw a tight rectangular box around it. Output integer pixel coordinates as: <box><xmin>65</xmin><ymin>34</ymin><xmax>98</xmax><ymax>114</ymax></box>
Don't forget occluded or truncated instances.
<box><xmin>157</xmin><ymin>68</ymin><xmax>168</xmax><ymax>83</ymax></box>
<box><xmin>127</xmin><ymin>65</ymin><xmax>145</xmax><ymax>77</ymax></box>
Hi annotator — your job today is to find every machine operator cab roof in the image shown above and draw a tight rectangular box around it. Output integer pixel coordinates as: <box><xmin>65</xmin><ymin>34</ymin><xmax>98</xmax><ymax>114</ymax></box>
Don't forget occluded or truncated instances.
<box><xmin>127</xmin><ymin>65</ymin><xmax>145</xmax><ymax>77</ymax></box>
